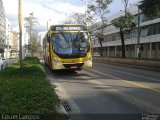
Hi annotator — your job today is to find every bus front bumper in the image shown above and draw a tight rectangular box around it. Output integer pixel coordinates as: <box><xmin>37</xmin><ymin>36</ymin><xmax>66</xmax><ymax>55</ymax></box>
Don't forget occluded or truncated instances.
<box><xmin>51</xmin><ymin>60</ymin><xmax>92</xmax><ymax>70</ymax></box>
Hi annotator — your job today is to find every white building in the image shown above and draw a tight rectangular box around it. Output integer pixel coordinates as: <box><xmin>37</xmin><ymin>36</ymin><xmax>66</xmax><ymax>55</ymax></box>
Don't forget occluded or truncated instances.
<box><xmin>91</xmin><ymin>5</ymin><xmax>160</xmax><ymax>59</ymax></box>
<box><xmin>4</xmin><ymin>18</ymin><xmax>13</xmax><ymax>59</ymax></box>
<box><xmin>23</xmin><ymin>27</ymin><xmax>29</xmax><ymax>58</ymax></box>
<box><xmin>38</xmin><ymin>31</ymin><xmax>46</xmax><ymax>47</ymax></box>
<box><xmin>0</xmin><ymin>0</ymin><xmax>6</xmax><ymax>56</ymax></box>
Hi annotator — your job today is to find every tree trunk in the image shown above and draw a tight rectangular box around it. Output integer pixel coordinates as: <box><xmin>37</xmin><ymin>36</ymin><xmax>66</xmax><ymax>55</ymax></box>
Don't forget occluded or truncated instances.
<box><xmin>120</xmin><ymin>29</ymin><xmax>126</xmax><ymax>58</ymax></box>
<box><xmin>99</xmin><ymin>17</ymin><xmax>105</xmax><ymax>57</ymax></box>
<box><xmin>31</xmin><ymin>53</ymin><xmax>34</xmax><ymax>57</ymax></box>
<box><xmin>99</xmin><ymin>39</ymin><xmax>103</xmax><ymax>56</ymax></box>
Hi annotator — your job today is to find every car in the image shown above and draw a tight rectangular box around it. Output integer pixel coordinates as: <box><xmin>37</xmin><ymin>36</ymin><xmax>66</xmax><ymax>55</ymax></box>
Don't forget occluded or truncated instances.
<box><xmin>92</xmin><ymin>53</ymin><xmax>101</xmax><ymax>57</ymax></box>
<box><xmin>0</xmin><ymin>56</ymin><xmax>3</xmax><ymax>70</ymax></box>
<box><xmin>0</xmin><ymin>56</ymin><xmax>7</xmax><ymax>70</ymax></box>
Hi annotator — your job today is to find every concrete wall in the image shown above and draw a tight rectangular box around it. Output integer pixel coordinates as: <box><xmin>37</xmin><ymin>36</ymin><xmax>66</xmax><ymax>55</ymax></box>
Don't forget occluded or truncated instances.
<box><xmin>93</xmin><ymin>57</ymin><xmax>160</xmax><ymax>70</ymax></box>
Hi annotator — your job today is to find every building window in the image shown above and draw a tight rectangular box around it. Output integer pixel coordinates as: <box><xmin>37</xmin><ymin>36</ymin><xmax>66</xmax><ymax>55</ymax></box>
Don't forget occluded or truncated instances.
<box><xmin>147</xmin><ymin>43</ymin><xmax>150</xmax><ymax>50</ymax></box>
<box><xmin>141</xmin><ymin>26</ymin><xmax>148</xmax><ymax>37</ymax></box>
<box><xmin>140</xmin><ymin>44</ymin><xmax>144</xmax><ymax>51</ymax></box>
<box><xmin>148</xmin><ymin>24</ymin><xmax>156</xmax><ymax>35</ymax></box>
<box><xmin>152</xmin><ymin>43</ymin><xmax>155</xmax><ymax>50</ymax></box>
<box><xmin>126</xmin><ymin>45</ymin><xmax>129</xmax><ymax>51</ymax></box>
<box><xmin>124</xmin><ymin>30</ymin><xmax>130</xmax><ymax>39</ymax></box>
<box><xmin>131</xmin><ymin>45</ymin><xmax>135</xmax><ymax>50</ymax></box>
<box><xmin>130</xmin><ymin>29</ymin><xmax>138</xmax><ymax>38</ymax></box>
<box><xmin>157</xmin><ymin>23</ymin><xmax>160</xmax><ymax>34</ymax></box>
<box><xmin>118</xmin><ymin>46</ymin><xmax>121</xmax><ymax>51</ymax></box>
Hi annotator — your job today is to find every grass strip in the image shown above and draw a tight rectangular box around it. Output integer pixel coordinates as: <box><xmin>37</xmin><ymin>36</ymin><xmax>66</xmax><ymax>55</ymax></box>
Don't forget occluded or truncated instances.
<box><xmin>0</xmin><ymin>57</ymin><xmax>67</xmax><ymax>120</ymax></box>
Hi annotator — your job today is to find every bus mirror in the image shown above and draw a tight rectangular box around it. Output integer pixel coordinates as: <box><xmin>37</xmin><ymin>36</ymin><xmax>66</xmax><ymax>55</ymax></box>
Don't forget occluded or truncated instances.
<box><xmin>47</xmin><ymin>33</ymin><xmax>50</xmax><ymax>42</ymax></box>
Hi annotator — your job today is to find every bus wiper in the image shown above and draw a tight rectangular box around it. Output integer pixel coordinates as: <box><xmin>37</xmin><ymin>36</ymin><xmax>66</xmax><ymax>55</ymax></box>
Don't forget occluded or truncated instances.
<box><xmin>75</xmin><ymin>31</ymin><xmax>80</xmax><ymax>40</ymax></box>
<box><xmin>60</xmin><ymin>31</ymin><xmax>69</xmax><ymax>43</ymax></box>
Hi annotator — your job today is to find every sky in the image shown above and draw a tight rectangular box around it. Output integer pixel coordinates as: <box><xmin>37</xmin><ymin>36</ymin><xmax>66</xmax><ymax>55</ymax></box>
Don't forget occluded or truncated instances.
<box><xmin>2</xmin><ymin>0</ymin><xmax>140</xmax><ymax>33</ymax></box>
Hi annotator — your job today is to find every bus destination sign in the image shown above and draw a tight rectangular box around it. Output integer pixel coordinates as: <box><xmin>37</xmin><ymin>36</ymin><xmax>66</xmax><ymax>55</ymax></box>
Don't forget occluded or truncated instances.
<box><xmin>51</xmin><ymin>26</ymin><xmax>87</xmax><ymax>31</ymax></box>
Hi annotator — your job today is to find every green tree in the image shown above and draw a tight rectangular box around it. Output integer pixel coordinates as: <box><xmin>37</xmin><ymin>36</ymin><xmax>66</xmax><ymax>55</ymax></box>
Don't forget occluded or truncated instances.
<box><xmin>25</xmin><ymin>35</ymin><xmax>40</xmax><ymax>57</ymax></box>
<box><xmin>112</xmin><ymin>0</ymin><xmax>135</xmax><ymax>58</ymax></box>
<box><xmin>24</xmin><ymin>12</ymin><xmax>39</xmax><ymax>44</ymax></box>
<box><xmin>63</xmin><ymin>13</ymin><xmax>87</xmax><ymax>24</ymax></box>
<box><xmin>63</xmin><ymin>12</ymin><xmax>94</xmax><ymax>27</ymax></box>
<box><xmin>139</xmin><ymin>0</ymin><xmax>160</xmax><ymax>18</ymax></box>
<box><xmin>24</xmin><ymin>12</ymin><xmax>39</xmax><ymax>57</ymax></box>
<box><xmin>88</xmin><ymin>0</ymin><xmax>112</xmax><ymax>56</ymax></box>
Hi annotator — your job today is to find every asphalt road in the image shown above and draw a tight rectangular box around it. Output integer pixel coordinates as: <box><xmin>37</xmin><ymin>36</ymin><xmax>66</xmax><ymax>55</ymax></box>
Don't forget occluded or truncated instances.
<box><xmin>44</xmin><ymin>61</ymin><xmax>160</xmax><ymax>120</ymax></box>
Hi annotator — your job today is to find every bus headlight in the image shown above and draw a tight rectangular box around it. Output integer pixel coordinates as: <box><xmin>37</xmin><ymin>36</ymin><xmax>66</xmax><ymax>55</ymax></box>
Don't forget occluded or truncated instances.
<box><xmin>84</xmin><ymin>55</ymin><xmax>92</xmax><ymax>67</ymax></box>
<box><xmin>53</xmin><ymin>57</ymin><xmax>60</xmax><ymax>63</ymax></box>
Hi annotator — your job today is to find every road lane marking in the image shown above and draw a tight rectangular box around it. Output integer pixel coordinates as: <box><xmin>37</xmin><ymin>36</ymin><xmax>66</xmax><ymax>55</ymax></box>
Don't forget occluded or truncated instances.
<box><xmin>86</xmin><ymin>68</ymin><xmax>119</xmax><ymax>79</ymax></box>
<box><xmin>99</xmin><ymin>65</ymin><xmax>160</xmax><ymax>82</ymax></box>
<box><xmin>86</xmin><ymin>68</ymin><xmax>160</xmax><ymax>93</ymax></box>
<box><xmin>94</xmin><ymin>63</ymin><xmax>160</xmax><ymax>82</ymax></box>
<box><xmin>123</xmin><ymin>80</ymin><xmax>160</xmax><ymax>93</ymax></box>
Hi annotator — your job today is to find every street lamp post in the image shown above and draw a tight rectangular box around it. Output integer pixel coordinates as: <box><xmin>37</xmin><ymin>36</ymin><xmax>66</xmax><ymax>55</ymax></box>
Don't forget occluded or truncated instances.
<box><xmin>47</xmin><ymin>19</ymin><xmax>51</xmax><ymax>31</ymax></box>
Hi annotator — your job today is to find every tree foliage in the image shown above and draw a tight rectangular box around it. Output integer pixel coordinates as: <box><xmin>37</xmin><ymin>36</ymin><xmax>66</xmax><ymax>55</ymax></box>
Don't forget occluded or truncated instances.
<box><xmin>112</xmin><ymin>0</ymin><xmax>135</xmax><ymax>58</ymax></box>
<box><xmin>63</xmin><ymin>13</ymin><xmax>87</xmax><ymax>24</ymax></box>
<box><xmin>63</xmin><ymin>12</ymin><xmax>95</xmax><ymax>26</ymax></box>
<box><xmin>88</xmin><ymin>0</ymin><xmax>112</xmax><ymax>56</ymax></box>
<box><xmin>24</xmin><ymin>12</ymin><xmax>39</xmax><ymax>27</ymax></box>
<box><xmin>139</xmin><ymin>0</ymin><xmax>160</xmax><ymax>18</ymax></box>
<box><xmin>112</xmin><ymin>12</ymin><xmax>135</xmax><ymax>31</ymax></box>
<box><xmin>24</xmin><ymin>12</ymin><xmax>39</xmax><ymax>57</ymax></box>
<box><xmin>24</xmin><ymin>12</ymin><xmax>39</xmax><ymax>43</ymax></box>
<box><xmin>25</xmin><ymin>35</ymin><xmax>41</xmax><ymax>57</ymax></box>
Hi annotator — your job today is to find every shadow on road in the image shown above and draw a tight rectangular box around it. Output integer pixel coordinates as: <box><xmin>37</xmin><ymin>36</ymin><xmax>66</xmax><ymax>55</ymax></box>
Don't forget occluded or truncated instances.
<box><xmin>52</xmin><ymin>69</ymin><xmax>77</xmax><ymax>75</ymax></box>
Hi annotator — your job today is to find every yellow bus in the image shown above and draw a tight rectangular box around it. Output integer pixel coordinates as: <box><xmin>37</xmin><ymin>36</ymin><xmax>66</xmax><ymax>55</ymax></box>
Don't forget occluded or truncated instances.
<box><xmin>43</xmin><ymin>24</ymin><xmax>92</xmax><ymax>70</ymax></box>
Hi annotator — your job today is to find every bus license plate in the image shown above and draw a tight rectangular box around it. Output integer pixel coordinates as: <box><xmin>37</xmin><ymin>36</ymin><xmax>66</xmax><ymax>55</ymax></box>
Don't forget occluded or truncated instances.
<box><xmin>70</xmin><ymin>66</ymin><xmax>77</xmax><ymax>69</ymax></box>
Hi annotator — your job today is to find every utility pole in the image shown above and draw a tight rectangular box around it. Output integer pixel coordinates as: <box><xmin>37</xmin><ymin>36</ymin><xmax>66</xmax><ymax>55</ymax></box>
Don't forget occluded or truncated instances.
<box><xmin>47</xmin><ymin>19</ymin><xmax>51</xmax><ymax>31</ymax></box>
<box><xmin>137</xmin><ymin>5</ymin><xmax>140</xmax><ymax>58</ymax></box>
<box><xmin>18</xmin><ymin>0</ymin><xmax>23</xmax><ymax>68</ymax></box>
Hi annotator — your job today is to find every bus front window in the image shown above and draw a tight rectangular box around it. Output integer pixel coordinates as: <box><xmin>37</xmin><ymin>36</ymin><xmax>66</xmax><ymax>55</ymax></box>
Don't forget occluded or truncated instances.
<box><xmin>52</xmin><ymin>32</ymin><xmax>90</xmax><ymax>58</ymax></box>
<box><xmin>52</xmin><ymin>33</ymin><xmax>72</xmax><ymax>54</ymax></box>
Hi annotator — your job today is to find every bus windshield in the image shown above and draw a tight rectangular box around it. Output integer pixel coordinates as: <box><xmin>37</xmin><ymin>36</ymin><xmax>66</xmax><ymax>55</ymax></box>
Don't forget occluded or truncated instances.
<box><xmin>52</xmin><ymin>32</ymin><xmax>90</xmax><ymax>58</ymax></box>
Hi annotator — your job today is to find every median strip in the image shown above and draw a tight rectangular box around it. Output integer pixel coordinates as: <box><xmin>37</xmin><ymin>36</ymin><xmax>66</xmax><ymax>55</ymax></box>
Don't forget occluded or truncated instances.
<box><xmin>0</xmin><ymin>57</ymin><xmax>67</xmax><ymax>120</ymax></box>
